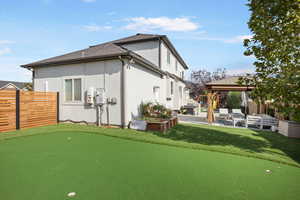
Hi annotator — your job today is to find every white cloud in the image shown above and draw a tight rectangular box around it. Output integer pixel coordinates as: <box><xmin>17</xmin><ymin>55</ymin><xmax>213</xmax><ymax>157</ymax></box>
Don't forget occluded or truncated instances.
<box><xmin>224</xmin><ymin>35</ymin><xmax>252</xmax><ymax>43</ymax></box>
<box><xmin>0</xmin><ymin>48</ymin><xmax>12</xmax><ymax>56</ymax></box>
<box><xmin>124</xmin><ymin>17</ymin><xmax>199</xmax><ymax>32</ymax></box>
<box><xmin>0</xmin><ymin>40</ymin><xmax>15</xmax><ymax>45</ymax></box>
<box><xmin>81</xmin><ymin>0</ymin><xmax>96</xmax><ymax>2</ymax></box>
<box><xmin>83</xmin><ymin>25</ymin><xmax>112</xmax><ymax>32</ymax></box>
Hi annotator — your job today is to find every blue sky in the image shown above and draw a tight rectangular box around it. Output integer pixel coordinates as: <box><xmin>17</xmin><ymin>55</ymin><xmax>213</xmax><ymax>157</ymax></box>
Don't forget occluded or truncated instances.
<box><xmin>0</xmin><ymin>0</ymin><xmax>254</xmax><ymax>82</ymax></box>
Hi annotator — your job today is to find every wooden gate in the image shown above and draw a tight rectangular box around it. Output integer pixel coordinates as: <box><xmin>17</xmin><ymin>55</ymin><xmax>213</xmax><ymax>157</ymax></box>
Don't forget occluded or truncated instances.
<box><xmin>0</xmin><ymin>90</ymin><xmax>58</xmax><ymax>133</ymax></box>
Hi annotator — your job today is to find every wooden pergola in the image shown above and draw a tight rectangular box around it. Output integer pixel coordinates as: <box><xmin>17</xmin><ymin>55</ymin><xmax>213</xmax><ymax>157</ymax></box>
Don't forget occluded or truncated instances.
<box><xmin>205</xmin><ymin>77</ymin><xmax>255</xmax><ymax>123</ymax></box>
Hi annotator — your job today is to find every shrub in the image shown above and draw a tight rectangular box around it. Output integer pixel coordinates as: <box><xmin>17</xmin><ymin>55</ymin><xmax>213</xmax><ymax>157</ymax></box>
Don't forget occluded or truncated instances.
<box><xmin>140</xmin><ymin>102</ymin><xmax>172</xmax><ymax>119</ymax></box>
<box><xmin>226</xmin><ymin>92</ymin><xmax>241</xmax><ymax>109</ymax></box>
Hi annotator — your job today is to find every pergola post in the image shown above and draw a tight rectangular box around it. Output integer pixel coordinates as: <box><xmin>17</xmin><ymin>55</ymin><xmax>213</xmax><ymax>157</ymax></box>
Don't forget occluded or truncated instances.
<box><xmin>207</xmin><ymin>91</ymin><xmax>215</xmax><ymax>124</ymax></box>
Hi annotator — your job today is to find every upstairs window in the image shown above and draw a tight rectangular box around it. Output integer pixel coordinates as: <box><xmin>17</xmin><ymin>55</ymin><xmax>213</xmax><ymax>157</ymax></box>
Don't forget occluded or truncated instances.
<box><xmin>65</xmin><ymin>78</ymin><xmax>82</xmax><ymax>102</ymax></box>
<box><xmin>181</xmin><ymin>71</ymin><xmax>184</xmax><ymax>79</ymax></box>
<box><xmin>170</xmin><ymin>81</ymin><xmax>174</xmax><ymax>95</ymax></box>
<box><xmin>167</xmin><ymin>50</ymin><xmax>171</xmax><ymax>64</ymax></box>
<box><xmin>175</xmin><ymin>60</ymin><xmax>178</xmax><ymax>72</ymax></box>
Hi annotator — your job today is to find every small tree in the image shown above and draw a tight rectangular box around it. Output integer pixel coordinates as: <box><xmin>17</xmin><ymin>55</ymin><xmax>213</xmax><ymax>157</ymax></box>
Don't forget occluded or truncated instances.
<box><xmin>241</xmin><ymin>0</ymin><xmax>300</xmax><ymax>121</ymax></box>
<box><xmin>189</xmin><ymin>68</ymin><xmax>226</xmax><ymax>98</ymax></box>
<box><xmin>226</xmin><ymin>92</ymin><xmax>242</xmax><ymax>109</ymax></box>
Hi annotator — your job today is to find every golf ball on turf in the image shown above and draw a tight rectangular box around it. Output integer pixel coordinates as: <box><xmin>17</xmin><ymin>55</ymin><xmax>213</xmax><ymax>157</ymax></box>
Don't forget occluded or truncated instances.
<box><xmin>67</xmin><ymin>192</ymin><xmax>76</xmax><ymax>197</ymax></box>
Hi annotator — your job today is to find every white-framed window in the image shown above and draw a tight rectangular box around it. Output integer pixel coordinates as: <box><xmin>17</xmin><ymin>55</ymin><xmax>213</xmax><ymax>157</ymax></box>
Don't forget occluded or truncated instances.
<box><xmin>170</xmin><ymin>81</ymin><xmax>174</xmax><ymax>95</ymax></box>
<box><xmin>175</xmin><ymin>60</ymin><xmax>178</xmax><ymax>72</ymax></box>
<box><xmin>153</xmin><ymin>86</ymin><xmax>160</xmax><ymax>102</ymax></box>
<box><xmin>181</xmin><ymin>71</ymin><xmax>184</xmax><ymax>79</ymax></box>
<box><xmin>64</xmin><ymin>78</ymin><xmax>82</xmax><ymax>102</ymax></box>
<box><xmin>167</xmin><ymin>50</ymin><xmax>171</xmax><ymax>64</ymax></box>
<box><xmin>179</xmin><ymin>86</ymin><xmax>183</xmax><ymax>99</ymax></box>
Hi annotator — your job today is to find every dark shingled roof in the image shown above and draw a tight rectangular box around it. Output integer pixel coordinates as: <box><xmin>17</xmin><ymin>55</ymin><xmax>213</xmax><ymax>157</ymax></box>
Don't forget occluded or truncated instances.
<box><xmin>21</xmin><ymin>33</ymin><xmax>188</xmax><ymax>69</ymax></box>
<box><xmin>22</xmin><ymin>43</ymin><xmax>128</xmax><ymax>67</ymax></box>
<box><xmin>205</xmin><ymin>76</ymin><xmax>241</xmax><ymax>86</ymax></box>
<box><xmin>0</xmin><ymin>80</ymin><xmax>29</xmax><ymax>89</ymax></box>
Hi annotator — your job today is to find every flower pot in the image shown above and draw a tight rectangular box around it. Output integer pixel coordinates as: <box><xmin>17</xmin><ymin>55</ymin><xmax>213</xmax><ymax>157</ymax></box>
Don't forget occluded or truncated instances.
<box><xmin>278</xmin><ymin>120</ymin><xmax>300</xmax><ymax>138</ymax></box>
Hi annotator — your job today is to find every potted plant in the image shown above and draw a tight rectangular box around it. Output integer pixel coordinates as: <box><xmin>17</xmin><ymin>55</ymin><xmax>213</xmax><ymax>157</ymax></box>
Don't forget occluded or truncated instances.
<box><xmin>277</xmin><ymin>107</ymin><xmax>300</xmax><ymax>138</ymax></box>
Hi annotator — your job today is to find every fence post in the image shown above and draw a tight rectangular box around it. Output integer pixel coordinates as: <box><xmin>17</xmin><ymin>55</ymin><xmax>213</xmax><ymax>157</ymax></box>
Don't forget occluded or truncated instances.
<box><xmin>16</xmin><ymin>90</ymin><xmax>20</xmax><ymax>130</ymax></box>
<box><xmin>57</xmin><ymin>92</ymin><xmax>59</xmax><ymax>123</ymax></box>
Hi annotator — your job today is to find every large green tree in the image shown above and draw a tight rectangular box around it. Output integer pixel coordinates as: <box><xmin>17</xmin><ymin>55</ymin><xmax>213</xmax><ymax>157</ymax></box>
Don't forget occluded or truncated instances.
<box><xmin>242</xmin><ymin>0</ymin><xmax>300</xmax><ymax>121</ymax></box>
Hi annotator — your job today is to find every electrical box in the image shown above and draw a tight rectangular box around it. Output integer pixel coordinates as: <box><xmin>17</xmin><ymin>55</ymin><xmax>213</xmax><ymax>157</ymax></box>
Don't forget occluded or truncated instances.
<box><xmin>95</xmin><ymin>88</ymin><xmax>106</xmax><ymax>105</ymax></box>
<box><xmin>110</xmin><ymin>97</ymin><xmax>117</xmax><ymax>104</ymax></box>
<box><xmin>87</xmin><ymin>87</ymin><xmax>95</xmax><ymax>105</ymax></box>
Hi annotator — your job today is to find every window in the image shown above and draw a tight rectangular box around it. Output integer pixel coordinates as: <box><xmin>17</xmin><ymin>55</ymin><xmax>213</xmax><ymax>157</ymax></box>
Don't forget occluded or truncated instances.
<box><xmin>181</xmin><ymin>71</ymin><xmax>184</xmax><ymax>79</ymax></box>
<box><xmin>153</xmin><ymin>86</ymin><xmax>160</xmax><ymax>102</ymax></box>
<box><xmin>179</xmin><ymin>86</ymin><xmax>183</xmax><ymax>99</ymax></box>
<box><xmin>175</xmin><ymin>61</ymin><xmax>178</xmax><ymax>72</ymax></box>
<box><xmin>65</xmin><ymin>79</ymin><xmax>73</xmax><ymax>101</ymax></box>
<box><xmin>167</xmin><ymin>50</ymin><xmax>171</xmax><ymax>64</ymax></box>
<box><xmin>170</xmin><ymin>81</ymin><xmax>174</xmax><ymax>95</ymax></box>
<box><xmin>65</xmin><ymin>78</ymin><xmax>82</xmax><ymax>102</ymax></box>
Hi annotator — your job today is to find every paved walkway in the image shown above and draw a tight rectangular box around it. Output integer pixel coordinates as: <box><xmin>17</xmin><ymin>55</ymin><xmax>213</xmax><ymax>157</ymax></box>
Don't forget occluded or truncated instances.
<box><xmin>177</xmin><ymin>114</ymin><xmax>246</xmax><ymax>128</ymax></box>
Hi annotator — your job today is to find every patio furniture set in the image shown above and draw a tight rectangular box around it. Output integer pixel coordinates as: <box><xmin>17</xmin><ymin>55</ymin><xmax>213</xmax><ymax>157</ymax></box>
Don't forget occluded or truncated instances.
<box><xmin>218</xmin><ymin>108</ymin><xmax>279</xmax><ymax>130</ymax></box>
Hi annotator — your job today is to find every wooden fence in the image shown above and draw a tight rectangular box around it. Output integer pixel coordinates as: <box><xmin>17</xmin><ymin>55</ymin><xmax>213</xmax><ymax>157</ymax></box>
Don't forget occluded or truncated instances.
<box><xmin>0</xmin><ymin>90</ymin><xmax>58</xmax><ymax>133</ymax></box>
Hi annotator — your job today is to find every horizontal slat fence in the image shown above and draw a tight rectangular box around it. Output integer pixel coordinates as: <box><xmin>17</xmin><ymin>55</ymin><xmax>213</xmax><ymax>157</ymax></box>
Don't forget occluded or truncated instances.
<box><xmin>20</xmin><ymin>91</ymin><xmax>57</xmax><ymax>129</ymax></box>
<box><xmin>0</xmin><ymin>90</ymin><xmax>16</xmax><ymax>132</ymax></box>
<box><xmin>0</xmin><ymin>90</ymin><xmax>58</xmax><ymax>133</ymax></box>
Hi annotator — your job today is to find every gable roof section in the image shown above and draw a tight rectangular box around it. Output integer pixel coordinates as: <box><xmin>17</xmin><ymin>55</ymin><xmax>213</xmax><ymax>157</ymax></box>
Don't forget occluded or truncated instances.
<box><xmin>0</xmin><ymin>80</ymin><xmax>29</xmax><ymax>90</ymax></box>
<box><xmin>21</xmin><ymin>33</ymin><xmax>188</xmax><ymax>69</ymax></box>
<box><xmin>22</xmin><ymin>43</ymin><xmax>128</xmax><ymax>68</ymax></box>
<box><xmin>205</xmin><ymin>76</ymin><xmax>241</xmax><ymax>86</ymax></box>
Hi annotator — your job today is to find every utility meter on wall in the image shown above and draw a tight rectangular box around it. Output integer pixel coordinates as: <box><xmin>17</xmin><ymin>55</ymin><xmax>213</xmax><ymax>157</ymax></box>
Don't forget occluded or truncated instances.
<box><xmin>87</xmin><ymin>87</ymin><xmax>95</xmax><ymax>105</ymax></box>
<box><xmin>95</xmin><ymin>88</ymin><xmax>106</xmax><ymax>105</ymax></box>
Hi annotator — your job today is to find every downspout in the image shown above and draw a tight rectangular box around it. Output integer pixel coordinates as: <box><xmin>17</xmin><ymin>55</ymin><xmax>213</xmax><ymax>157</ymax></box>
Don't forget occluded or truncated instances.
<box><xmin>158</xmin><ymin>38</ymin><xmax>161</xmax><ymax>69</ymax></box>
<box><xmin>118</xmin><ymin>56</ymin><xmax>126</xmax><ymax>128</ymax></box>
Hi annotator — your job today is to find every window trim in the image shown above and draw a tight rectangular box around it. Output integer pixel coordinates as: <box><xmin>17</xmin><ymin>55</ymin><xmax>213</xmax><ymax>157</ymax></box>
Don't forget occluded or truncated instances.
<box><xmin>167</xmin><ymin>50</ymin><xmax>171</xmax><ymax>65</ymax></box>
<box><xmin>153</xmin><ymin>86</ymin><xmax>160</xmax><ymax>102</ymax></box>
<box><xmin>64</xmin><ymin>77</ymin><xmax>83</xmax><ymax>103</ymax></box>
<box><xmin>170</xmin><ymin>81</ymin><xmax>174</xmax><ymax>96</ymax></box>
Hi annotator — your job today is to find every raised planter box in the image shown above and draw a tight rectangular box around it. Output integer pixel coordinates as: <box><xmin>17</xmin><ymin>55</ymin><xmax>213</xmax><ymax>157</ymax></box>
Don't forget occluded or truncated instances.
<box><xmin>146</xmin><ymin>117</ymin><xmax>178</xmax><ymax>133</ymax></box>
<box><xmin>278</xmin><ymin>120</ymin><xmax>300</xmax><ymax>138</ymax></box>
<box><xmin>147</xmin><ymin>121</ymin><xmax>168</xmax><ymax>133</ymax></box>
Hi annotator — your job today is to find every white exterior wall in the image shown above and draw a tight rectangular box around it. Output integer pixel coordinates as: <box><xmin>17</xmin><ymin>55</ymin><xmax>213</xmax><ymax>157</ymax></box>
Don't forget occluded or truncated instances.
<box><xmin>34</xmin><ymin>60</ymin><xmax>122</xmax><ymax>125</ymax></box>
<box><xmin>122</xmin><ymin>40</ymin><xmax>159</xmax><ymax>66</ymax></box>
<box><xmin>160</xmin><ymin>41</ymin><xmax>185</xmax><ymax>79</ymax></box>
<box><xmin>125</xmin><ymin>62</ymin><xmax>166</xmax><ymax>124</ymax></box>
<box><xmin>32</xmin><ymin>38</ymin><xmax>188</xmax><ymax>126</ymax></box>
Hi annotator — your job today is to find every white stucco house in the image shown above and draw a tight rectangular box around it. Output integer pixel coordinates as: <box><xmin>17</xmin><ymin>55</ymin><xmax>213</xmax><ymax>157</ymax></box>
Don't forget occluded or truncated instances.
<box><xmin>22</xmin><ymin>33</ymin><xmax>189</xmax><ymax>127</ymax></box>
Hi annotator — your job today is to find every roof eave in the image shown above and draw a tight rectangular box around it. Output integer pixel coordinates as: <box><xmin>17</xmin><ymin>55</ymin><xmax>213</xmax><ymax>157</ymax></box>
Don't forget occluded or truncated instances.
<box><xmin>21</xmin><ymin>52</ymin><xmax>129</xmax><ymax>68</ymax></box>
<box><xmin>161</xmin><ymin>36</ymin><xmax>189</xmax><ymax>69</ymax></box>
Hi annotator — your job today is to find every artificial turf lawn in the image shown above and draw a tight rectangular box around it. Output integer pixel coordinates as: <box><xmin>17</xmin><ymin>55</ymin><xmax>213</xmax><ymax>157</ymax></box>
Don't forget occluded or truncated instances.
<box><xmin>0</xmin><ymin>125</ymin><xmax>300</xmax><ymax>200</ymax></box>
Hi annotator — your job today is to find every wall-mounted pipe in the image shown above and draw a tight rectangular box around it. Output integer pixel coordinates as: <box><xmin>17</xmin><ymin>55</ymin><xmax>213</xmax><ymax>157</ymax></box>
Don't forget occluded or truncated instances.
<box><xmin>118</xmin><ymin>56</ymin><xmax>127</xmax><ymax>128</ymax></box>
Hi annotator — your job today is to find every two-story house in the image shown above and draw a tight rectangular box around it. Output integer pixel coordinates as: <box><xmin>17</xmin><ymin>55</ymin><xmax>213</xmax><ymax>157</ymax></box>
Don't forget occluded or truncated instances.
<box><xmin>21</xmin><ymin>33</ymin><xmax>189</xmax><ymax>127</ymax></box>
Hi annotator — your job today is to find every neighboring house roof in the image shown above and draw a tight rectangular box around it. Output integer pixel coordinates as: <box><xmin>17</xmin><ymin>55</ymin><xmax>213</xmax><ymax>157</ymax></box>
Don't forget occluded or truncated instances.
<box><xmin>205</xmin><ymin>76</ymin><xmax>241</xmax><ymax>86</ymax></box>
<box><xmin>21</xmin><ymin>33</ymin><xmax>188</xmax><ymax>70</ymax></box>
<box><xmin>0</xmin><ymin>80</ymin><xmax>29</xmax><ymax>90</ymax></box>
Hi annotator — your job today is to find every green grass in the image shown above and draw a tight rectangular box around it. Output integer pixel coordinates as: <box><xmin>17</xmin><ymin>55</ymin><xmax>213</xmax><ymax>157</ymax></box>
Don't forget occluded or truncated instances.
<box><xmin>0</xmin><ymin>124</ymin><xmax>300</xmax><ymax>200</ymax></box>
<box><xmin>1</xmin><ymin>123</ymin><xmax>300</xmax><ymax>167</ymax></box>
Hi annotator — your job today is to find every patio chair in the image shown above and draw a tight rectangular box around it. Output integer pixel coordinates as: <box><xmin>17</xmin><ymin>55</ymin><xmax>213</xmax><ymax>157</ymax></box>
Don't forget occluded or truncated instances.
<box><xmin>219</xmin><ymin>108</ymin><xmax>229</xmax><ymax>119</ymax></box>
<box><xmin>231</xmin><ymin>109</ymin><xmax>245</xmax><ymax>118</ymax></box>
